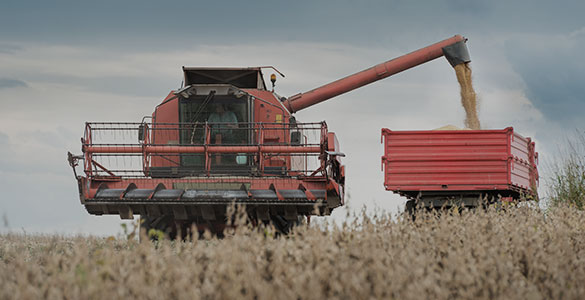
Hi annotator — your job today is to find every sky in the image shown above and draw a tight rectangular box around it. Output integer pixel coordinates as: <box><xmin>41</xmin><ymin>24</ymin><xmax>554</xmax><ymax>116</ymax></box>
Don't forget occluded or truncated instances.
<box><xmin>0</xmin><ymin>0</ymin><xmax>584</xmax><ymax>235</ymax></box>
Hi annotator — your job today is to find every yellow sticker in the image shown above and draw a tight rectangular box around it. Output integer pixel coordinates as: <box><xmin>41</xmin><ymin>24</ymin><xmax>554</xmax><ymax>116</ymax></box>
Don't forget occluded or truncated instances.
<box><xmin>275</xmin><ymin>114</ymin><xmax>282</xmax><ymax>123</ymax></box>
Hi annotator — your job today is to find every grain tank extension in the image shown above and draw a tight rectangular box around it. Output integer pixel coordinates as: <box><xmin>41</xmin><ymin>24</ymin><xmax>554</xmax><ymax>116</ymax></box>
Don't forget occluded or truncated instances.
<box><xmin>68</xmin><ymin>35</ymin><xmax>472</xmax><ymax>234</ymax></box>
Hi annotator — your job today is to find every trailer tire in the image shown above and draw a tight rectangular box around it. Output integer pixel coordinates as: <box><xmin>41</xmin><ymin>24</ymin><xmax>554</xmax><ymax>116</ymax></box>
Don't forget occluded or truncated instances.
<box><xmin>405</xmin><ymin>200</ymin><xmax>416</xmax><ymax>220</ymax></box>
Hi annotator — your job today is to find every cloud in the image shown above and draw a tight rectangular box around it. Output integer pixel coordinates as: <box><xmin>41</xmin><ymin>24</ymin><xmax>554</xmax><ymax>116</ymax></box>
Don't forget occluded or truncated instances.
<box><xmin>0</xmin><ymin>131</ymin><xmax>16</xmax><ymax>170</ymax></box>
<box><xmin>0</xmin><ymin>43</ymin><xmax>22</xmax><ymax>54</ymax></box>
<box><xmin>445</xmin><ymin>0</ymin><xmax>492</xmax><ymax>15</ymax></box>
<box><xmin>1</xmin><ymin>0</ymin><xmax>583</xmax><ymax>50</ymax></box>
<box><xmin>0</xmin><ymin>131</ymin><xmax>8</xmax><ymax>145</ymax></box>
<box><xmin>0</xmin><ymin>78</ymin><xmax>27</xmax><ymax>89</ymax></box>
<box><xmin>504</xmin><ymin>31</ymin><xmax>585</xmax><ymax>127</ymax></box>
<box><xmin>569</xmin><ymin>26</ymin><xmax>585</xmax><ymax>38</ymax></box>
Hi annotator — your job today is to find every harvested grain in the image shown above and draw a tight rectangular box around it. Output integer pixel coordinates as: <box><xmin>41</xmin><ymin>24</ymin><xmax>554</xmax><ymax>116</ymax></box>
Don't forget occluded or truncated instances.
<box><xmin>454</xmin><ymin>63</ymin><xmax>480</xmax><ymax>129</ymax></box>
<box><xmin>433</xmin><ymin>125</ymin><xmax>471</xmax><ymax>131</ymax></box>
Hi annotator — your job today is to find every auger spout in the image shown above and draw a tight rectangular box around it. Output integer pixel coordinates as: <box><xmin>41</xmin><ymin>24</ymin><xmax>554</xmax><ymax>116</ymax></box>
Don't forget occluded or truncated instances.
<box><xmin>283</xmin><ymin>35</ymin><xmax>470</xmax><ymax>113</ymax></box>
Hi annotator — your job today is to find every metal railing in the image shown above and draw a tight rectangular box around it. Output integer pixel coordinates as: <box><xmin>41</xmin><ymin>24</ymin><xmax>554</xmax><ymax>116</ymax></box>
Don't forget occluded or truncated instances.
<box><xmin>82</xmin><ymin>122</ymin><xmax>328</xmax><ymax>178</ymax></box>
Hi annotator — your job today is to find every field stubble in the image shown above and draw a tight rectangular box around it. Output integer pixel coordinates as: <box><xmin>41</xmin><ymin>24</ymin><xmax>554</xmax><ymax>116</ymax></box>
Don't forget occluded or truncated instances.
<box><xmin>1</xmin><ymin>206</ymin><xmax>585</xmax><ymax>299</ymax></box>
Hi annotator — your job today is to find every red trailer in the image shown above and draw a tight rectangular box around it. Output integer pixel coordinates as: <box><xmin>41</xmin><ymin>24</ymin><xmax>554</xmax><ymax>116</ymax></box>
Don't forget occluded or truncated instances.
<box><xmin>381</xmin><ymin>127</ymin><xmax>538</xmax><ymax>209</ymax></box>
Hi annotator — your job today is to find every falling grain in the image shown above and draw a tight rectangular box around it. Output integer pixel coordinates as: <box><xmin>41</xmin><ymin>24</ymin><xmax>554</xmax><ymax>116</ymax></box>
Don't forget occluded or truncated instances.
<box><xmin>454</xmin><ymin>63</ymin><xmax>481</xmax><ymax>129</ymax></box>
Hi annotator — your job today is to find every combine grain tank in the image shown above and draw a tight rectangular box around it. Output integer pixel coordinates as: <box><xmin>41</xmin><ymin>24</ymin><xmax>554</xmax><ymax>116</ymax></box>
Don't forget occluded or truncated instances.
<box><xmin>68</xmin><ymin>35</ymin><xmax>472</xmax><ymax>236</ymax></box>
<box><xmin>381</xmin><ymin>127</ymin><xmax>539</xmax><ymax>209</ymax></box>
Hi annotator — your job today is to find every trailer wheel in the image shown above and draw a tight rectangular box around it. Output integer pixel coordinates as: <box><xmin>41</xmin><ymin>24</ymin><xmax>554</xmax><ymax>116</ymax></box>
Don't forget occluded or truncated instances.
<box><xmin>405</xmin><ymin>200</ymin><xmax>416</xmax><ymax>220</ymax></box>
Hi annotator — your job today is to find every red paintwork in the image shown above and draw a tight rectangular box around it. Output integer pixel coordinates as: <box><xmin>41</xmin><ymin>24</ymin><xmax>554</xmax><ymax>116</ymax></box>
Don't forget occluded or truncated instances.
<box><xmin>327</xmin><ymin>132</ymin><xmax>339</xmax><ymax>152</ymax></box>
<box><xmin>245</xmin><ymin>89</ymin><xmax>291</xmax><ymax>169</ymax></box>
<box><xmin>79</xmin><ymin>119</ymin><xmax>341</xmax><ymax>211</ymax></box>
<box><xmin>284</xmin><ymin>35</ymin><xmax>466</xmax><ymax>113</ymax></box>
<box><xmin>85</xmin><ymin>145</ymin><xmax>322</xmax><ymax>154</ymax></box>
<box><xmin>82</xmin><ymin>176</ymin><xmax>336</xmax><ymax>200</ymax></box>
<box><xmin>245</xmin><ymin>89</ymin><xmax>289</xmax><ymax>125</ymax></box>
<box><xmin>148</xmin><ymin>88</ymin><xmax>293</xmax><ymax>169</ymax></box>
<box><xmin>151</xmin><ymin>92</ymin><xmax>179</xmax><ymax>167</ymax></box>
<box><xmin>381</xmin><ymin>127</ymin><xmax>538</xmax><ymax>195</ymax></box>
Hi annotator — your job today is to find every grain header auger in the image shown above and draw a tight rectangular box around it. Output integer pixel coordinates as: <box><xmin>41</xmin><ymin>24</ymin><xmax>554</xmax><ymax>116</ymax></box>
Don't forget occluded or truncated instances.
<box><xmin>67</xmin><ymin>35</ymin><xmax>471</xmax><ymax>235</ymax></box>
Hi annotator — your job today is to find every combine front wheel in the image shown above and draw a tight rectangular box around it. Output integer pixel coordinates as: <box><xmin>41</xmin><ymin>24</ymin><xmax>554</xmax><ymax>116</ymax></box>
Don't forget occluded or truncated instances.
<box><xmin>270</xmin><ymin>215</ymin><xmax>304</xmax><ymax>235</ymax></box>
<box><xmin>140</xmin><ymin>215</ymin><xmax>177</xmax><ymax>240</ymax></box>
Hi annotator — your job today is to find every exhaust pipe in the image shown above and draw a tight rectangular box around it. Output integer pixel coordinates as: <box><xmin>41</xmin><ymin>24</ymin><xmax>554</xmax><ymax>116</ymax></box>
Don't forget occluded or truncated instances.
<box><xmin>442</xmin><ymin>40</ymin><xmax>471</xmax><ymax>67</ymax></box>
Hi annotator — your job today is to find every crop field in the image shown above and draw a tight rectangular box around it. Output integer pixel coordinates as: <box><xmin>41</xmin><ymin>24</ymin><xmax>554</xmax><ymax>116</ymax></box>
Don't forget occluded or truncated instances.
<box><xmin>1</xmin><ymin>206</ymin><xmax>584</xmax><ymax>300</ymax></box>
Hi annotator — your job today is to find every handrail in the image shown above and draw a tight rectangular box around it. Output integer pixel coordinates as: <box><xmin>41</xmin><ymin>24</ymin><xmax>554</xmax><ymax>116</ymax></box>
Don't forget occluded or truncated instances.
<box><xmin>82</xmin><ymin>121</ymin><xmax>327</xmax><ymax>178</ymax></box>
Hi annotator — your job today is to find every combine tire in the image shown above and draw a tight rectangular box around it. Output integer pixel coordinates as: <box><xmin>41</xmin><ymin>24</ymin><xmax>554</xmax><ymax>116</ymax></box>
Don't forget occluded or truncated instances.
<box><xmin>270</xmin><ymin>215</ymin><xmax>304</xmax><ymax>235</ymax></box>
<box><xmin>140</xmin><ymin>215</ymin><xmax>177</xmax><ymax>240</ymax></box>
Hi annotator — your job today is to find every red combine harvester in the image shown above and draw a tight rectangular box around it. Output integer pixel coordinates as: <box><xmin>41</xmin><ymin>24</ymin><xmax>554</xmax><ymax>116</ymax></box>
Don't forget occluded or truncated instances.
<box><xmin>381</xmin><ymin>128</ymin><xmax>538</xmax><ymax>212</ymax></box>
<box><xmin>68</xmin><ymin>35</ymin><xmax>533</xmax><ymax>235</ymax></box>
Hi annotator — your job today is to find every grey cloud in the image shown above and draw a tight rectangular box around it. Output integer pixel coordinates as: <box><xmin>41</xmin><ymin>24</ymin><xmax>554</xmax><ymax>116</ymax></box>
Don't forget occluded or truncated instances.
<box><xmin>1</xmin><ymin>1</ymin><xmax>583</xmax><ymax>48</ymax></box>
<box><xmin>0</xmin><ymin>132</ymin><xmax>15</xmax><ymax>172</ymax></box>
<box><xmin>0</xmin><ymin>171</ymin><xmax>87</xmax><ymax>233</ymax></box>
<box><xmin>0</xmin><ymin>132</ymin><xmax>12</xmax><ymax>159</ymax></box>
<box><xmin>445</xmin><ymin>0</ymin><xmax>492</xmax><ymax>15</ymax></box>
<box><xmin>0</xmin><ymin>131</ymin><xmax>8</xmax><ymax>145</ymax></box>
<box><xmin>45</xmin><ymin>75</ymin><xmax>178</xmax><ymax>98</ymax></box>
<box><xmin>0</xmin><ymin>78</ymin><xmax>27</xmax><ymax>89</ymax></box>
<box><xmin>0</xmin><ymin>129</ymin><xmax>76</xmax><ymax>175</ymax></box>
<box><xmin>26</xmin><ymin>130</ymin><xmax>69</xmax><ymax>150</ymax></box>
<box><xmin>569</xmin><ymin>27</ymin><xmax>585</xmax><ymax>38</ymax></box>
<box><xmin>0</xmin><ymin>43</ymin><xmax>22</xmax><ymax>54</ymax></box>
<box><xmin>8</xmin><ymin>64</ymin><xmax>177</xmax><ymax>97</ymax></box>
<box><xmin>505</xmin><ymin>33</ymin><xmax>585</xmax><ymax>127</ymax></box>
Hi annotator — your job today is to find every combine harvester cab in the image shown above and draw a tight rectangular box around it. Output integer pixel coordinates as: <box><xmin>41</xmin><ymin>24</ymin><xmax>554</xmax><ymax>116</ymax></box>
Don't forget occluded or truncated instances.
<box><xmin>381</xmin><ymin>127</ymin><xmax>539</xmax><ymax>211</ymax></box>
<box><xmin>68</xmin><ymin>67</ymin><xmax>345</xmax><ymax>235</ymax></box>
